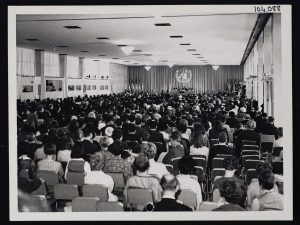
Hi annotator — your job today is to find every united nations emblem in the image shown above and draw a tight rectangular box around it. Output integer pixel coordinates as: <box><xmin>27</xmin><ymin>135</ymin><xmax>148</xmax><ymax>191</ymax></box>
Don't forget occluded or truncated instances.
<box><xmin>175</xmin><ymin>68</ymin><xmax>192</xmax><ymax>83</ymax></box>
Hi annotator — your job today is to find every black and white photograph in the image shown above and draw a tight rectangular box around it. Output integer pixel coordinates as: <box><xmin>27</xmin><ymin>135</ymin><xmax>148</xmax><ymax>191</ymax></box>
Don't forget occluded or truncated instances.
<box><xmin>7</xmin><ymin>5</ymin><xmax>293</xmax><ymax>221</ymax></box>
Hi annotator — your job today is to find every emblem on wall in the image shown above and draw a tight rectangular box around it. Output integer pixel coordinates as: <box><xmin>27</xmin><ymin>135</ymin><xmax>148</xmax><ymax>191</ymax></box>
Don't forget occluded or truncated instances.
<box><xmin>175</xmin><ymin>67</ymin><xmax>192</xmax><ymax>83</ymax></box>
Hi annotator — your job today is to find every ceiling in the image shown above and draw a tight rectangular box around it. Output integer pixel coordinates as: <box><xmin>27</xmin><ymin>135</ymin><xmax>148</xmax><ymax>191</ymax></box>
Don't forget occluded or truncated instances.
<box><xmin>16</xmin><ymin>12</ymin><xmax>258</xmax><ymax>66</ymax></box>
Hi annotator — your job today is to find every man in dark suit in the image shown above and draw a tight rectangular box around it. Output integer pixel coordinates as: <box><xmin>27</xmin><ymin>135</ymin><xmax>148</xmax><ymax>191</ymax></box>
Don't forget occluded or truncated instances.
<box><xmin>261</xmin><ymin>116</ymin><xmax>279</xmax><ymax>140</ymax></box>
<box><xmin>148</xmin><ymin>119</ymin><xmax>166</xmax><ymax>157</ymax></box>
<box><xmin>123</xmin><ymin>123</ymin><xmax>142</xmax><ymax>143</ymax></box>
<box><xmin>154</xmin><ymin>174</ymin><xmax>192</xmax><ymax>211</ymax></box>
<box><xmin>255</xmin><ymin>112</ymin><xmax>268</xmax><ymax>133</ymax></box>
<box><xmin>208</xmin><ymin>132</ymin><xmax>235</xmax><ymax>170</ymax></box>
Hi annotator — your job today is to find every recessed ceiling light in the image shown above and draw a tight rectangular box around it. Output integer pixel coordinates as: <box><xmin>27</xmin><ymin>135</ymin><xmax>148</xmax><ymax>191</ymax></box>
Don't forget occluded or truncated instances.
<box><xmin>198</xmin><ymin>56</ymin><xmax>204</xmax><ymax>58</ymax></box>
<box><xmin>112</xmin><ymin>58</ymin><xmax>119</xmax><ymax>59</ymax></box>
<box><xmin>144</xmin><ymin>54</ymin><xmax>153</xmax><ymax>56</ymax></box>
<box><xmin>57</xmin><ymin>46</ymin><xmax>69</xmax><ymax>48</ymax></box>
<box><xmin>161</xmin><ymin>60</ymin><xmax>168</xmax><ymax>62</ymax></box>
<box><xmin>80</xmin><ymin>51</ymin><xmax>89</xmax><ymax>53</ymax></box>
<box><xmin>64</xmin><ymin>26</ymin><xmax>81</xmax><ymax>29</ymax></box>
<box><xmin>93</xmin><ymin>60</ymin><xmax>99</xmax><ymax>61</ymax></box>
<box><xmin>133</xmin><ymin>63</ymin><xmax>139</xmax><ymax>64</ymax></box>
<box><xmin>96</xmin><ymin>37</ymin><xmax>109</xmax><ymax>40</ymax></box>
<box><xmin>58</xmin><ymin>53</ymin><xmax>67</xmax><ymax>55</ymax></box>
<box><xmin>193</xmin><ymin>54</ymin><xmax>201</xmax><ymax>55</ymax></box>
<box><xmin>98</xmin><ymin>54</ymin><xmax>106</xmax><ymax>56</ymax></box>
<box><xmin>170</xmin><ymin>35</ymin><xmax>183</xmax><ymax>38</ymax></box>
<box><xmin>35</xmin><ymin>49</ymin><xmax>44</xmax><ymax>51</ymax></box>
<box><xmin>117</xmin><ymin>44</ymin><xmax>127</xmax><ymax>47</ymax></box>
<box><xmin>187</xmin><ymin>49</ymin><xmax>197</xmax><ymax>51</ymax></box>
<box><xmin>154</xmin><ymin>23</ymin><xmax>172</xmax><ymax>26</ymax></box>
<box><xmin>25</xmin><ymin>38</ymin><xmax>39</xmax><ymax>41</ymax></box>
<box><xmin>124</xmin><ymin>61</ymin><xmax>131</xmax><ymax>62</ymax></box>
<box><xmin>133</xmin><ymin>50</ymin><xmax>142</xmax><ymax>52</ymax></box>
<box><xmin>180</xmin><ymin>43</ymin><xmax>191</xmax><ymax>45</ymax></box>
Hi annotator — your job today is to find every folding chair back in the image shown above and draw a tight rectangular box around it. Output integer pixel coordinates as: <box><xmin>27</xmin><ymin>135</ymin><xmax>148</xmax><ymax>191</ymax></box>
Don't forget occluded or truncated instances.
<box><xmin>96</xmin><ymin>202</ymin><xmax>124</xmax><ymax>211</ymax></box>
<box><xmin>54</xmin><ymin>184</ymin><xmax>79</xmax><ymax>200</ymax></box>
<box><xmin>272</xmin><ymin>161</ymin><xmax>283</xmax><ymax>175</ymax></box>
<box><xmin>199</xmin><ymin>201</ymin><xmax>219</xmax><ymax>211</ymax></box>
<box><xmin>241</xmin><ymin>145</ymin><xmax>259</xmax><ymax>151</ymax></box>
<box><xmin>245</xmin><ymin>169</ymin><xmax>257</xmax><ymax>185</ymax></box>
<box><xmin>66</xmin><ymin>172</ymin><xmax>85</xmax><ymax>187</ymax></box>
<box><xmin>165</xmin><ymin>164</ymin><xmax>174</xmax><ymax>174</ymax></box>
<box><xmin>210</xmin><ymin>139</ymin><xmax>219</xmax><ymax>147</ymax></box>
<box><xmin>242</xmin><ymin>155</ymin><xmax>259</xmax><ymax>164</ymax></box>
<box><xmin>178</xmin><ymin>189</ymin><xmax>197</xmax><ymax>210</ymax></box>
<box><xmin>241</xmin><ymin>150</ymin><xmax>259</xmax><ymax>156</ymax></box>
<box><xmin>127</xmin><ymin>188</ymin><xmax>153</xmax><ymax>210</ymax></box>
<box><xmin>191</xmin><ymin>157</ymin><xmax>206</xmax><ymax>169</ymax></box>
<box><xmin>211</xmin><ymin>169</ymin><xmax>225</xmax><ymax>181</ymax></box>
<box><xmin>72</xmin><ymin>197</ymin><xmax>98</xmax><ymax>212</ymax></box>
<box><xmin>106</xmin><ymin>173</ymin><xmax>125</xmax><ymax>189</ymax></box>
<box><xmin>212</xmin><ymin>158</ymin><xmax>224</xmax><ymax>169</ymax></box>
<box><xmin>241</xmin><ymin>140</ymin><xmax>257</xmax><ymax>146</ymax></box>
<box><xmin>245</xmin><ymin>160</ymin><xmax>264</xmax><ymax>171</ymax></box>
<box><xmin>36</xmin><ymin>170</ymin><xmax>60</xmax><ymax>194</ymax></box>
<box><xmin>82</xmin><ymin>184</ymin><xmax>109</xmax><ymax>202</ymax></box>
<box><xmin>171</xmin><ymin>157</ymin><xmax>182</xmax><ymax>175</ymax></box>
<box><xmin>157</xmin><ymin>152</ymin><xmax>168</xmax><ymax>163</ymax></box>
<box><xmin>215</xmin><ymin>154</ymin><xmax>233</xmax><ymax>159</ymax></box>
<box><xmin>261</xmin><ymin>134</ymin><xmax>275</xmax><ymax>143</ymax></box>
<box><xmin>273</xmin><ymin>147</ymin><xmax>283</xmax><ymax>157</ymax></box>
<box><xmin>260</xmin><ymin>134</ymin><xmax>275</xmax><ymax>153</ymax></box>
<box><xmin>194</xmin><ymin>166</ymin><xmax>205</xmax><ymax>183</ymax></box>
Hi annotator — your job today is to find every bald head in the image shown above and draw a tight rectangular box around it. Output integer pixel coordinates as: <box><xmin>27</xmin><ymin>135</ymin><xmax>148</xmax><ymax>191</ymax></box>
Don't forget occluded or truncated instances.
<box><xmin>160</xmin><ymin>174</ymin><xmax>179</xmax><ymax>192</ymax></box>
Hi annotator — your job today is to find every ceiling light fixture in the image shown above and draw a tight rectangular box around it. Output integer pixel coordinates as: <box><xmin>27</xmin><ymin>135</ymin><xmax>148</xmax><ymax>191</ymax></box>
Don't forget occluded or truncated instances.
<box><xmin>144</xmin><ymin>66</ymin><xmax>151</xmax><ymax>71</ymax></box>
<box><xmin>213</xmin><ymin>65</ymin><xmax>219</xmax><ymax>70</ymax></box>
<box><xmin>121</xmin><ymin>46</ymin><xmax>135</xmax><ymax>55</ymax></box>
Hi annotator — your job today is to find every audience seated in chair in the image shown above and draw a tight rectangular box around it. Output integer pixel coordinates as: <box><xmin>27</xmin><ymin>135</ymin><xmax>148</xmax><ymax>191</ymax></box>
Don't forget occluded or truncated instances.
<box><xmin>189</xmin><ymin>133</ymin><xmax>209</xmax><ymax>161</ymax></box>
<box><xmin>162</xmin><ymin>131</ymin><xmax>185</xmax><ymax>165</ymax></box>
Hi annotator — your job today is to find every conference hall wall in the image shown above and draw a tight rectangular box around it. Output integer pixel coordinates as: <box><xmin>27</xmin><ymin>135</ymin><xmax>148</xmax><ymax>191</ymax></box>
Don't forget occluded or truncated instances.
<box><xmin>128</xmin><ymin>65</ymin><xmax>243</xmax><ymax>94</ymax></box>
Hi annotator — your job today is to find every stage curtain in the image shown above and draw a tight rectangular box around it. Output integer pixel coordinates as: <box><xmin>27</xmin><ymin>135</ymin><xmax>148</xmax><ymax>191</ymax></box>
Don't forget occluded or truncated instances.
<box><xmin>17</xmin><ymin>47</ymin><xmax>35</xmax><ymax>76</ymax></box>
<box><xmin>109</xmin><ymin>63</ymin><xmax>128</xmax><ymax>93</ymax></box>
<box><xmin>128</xmin><ymin>65</ymin><xmax>243</xmax><ymax>93</ymax></box>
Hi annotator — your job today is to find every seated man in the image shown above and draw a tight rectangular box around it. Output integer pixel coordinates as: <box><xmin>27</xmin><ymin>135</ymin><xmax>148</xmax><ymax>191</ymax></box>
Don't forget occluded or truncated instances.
<box><xmin>162</xmin><ymin>131</ymin><xmax>185</xmax><ymax>165</ymax></box>
<box><xmin>261</xmin><ymin>116</ymin><xmax>279</xmax><ymax>140</ymax></box>
<box><xmin>37</xmin><ymin>143</ymin><xmax>64</xmax><ymax>182</ymax></box>
<box><xmin>250</xmin><ymin>166</ymin><xmax>283</xmax><ymax>211</ymax></box>
<box><xmin>176</xmin><ymin>156</ymin><xmax>202</xmax><ymax>210</ymax></box>
<box><xmin>123</xmin><ymin>153</ymin><xmax>162</xmax><ymax>210</ymax></box>
<box><xmin>212</xmin><ymin>178</ymin><xmax>247</xmax><ymax>211</ymax></box>
<box><xmin>141</xmin><ymin>142</ymin><xmax>169</xmax><ymax>180</ymax></box>
<box><xmin>153</xmin><ymin>174</ymin><xmax>192</xmax><ymax>211</ymax></box>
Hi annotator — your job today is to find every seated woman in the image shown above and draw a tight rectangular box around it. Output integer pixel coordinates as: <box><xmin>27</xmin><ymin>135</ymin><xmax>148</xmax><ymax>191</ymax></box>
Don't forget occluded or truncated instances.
<box><xmin>84</xmin><ymin>152</ymin><xmax>118</xmax><ymax>202</ymax></box>
<box><xmin>189</xmin><ymin>133</ymin><xmax>209</xmax><ymax>161</ymax></box>
<box><xmin>64</xmin><ymin>142</ymin><xmax>91</xmax><ymax>181</ymax></box>
<box><xmin>57</xmin><ymin>137</ymin><xmax>74</xmax><ymax>163</ymax></box>
<box><xmin>176</xmin><ymin>156</ymin><xmax>202</xmax><ymax>210</ymax></box>
<box><xmin>212</xmin><ymin>178</ymin><xmax>247</xmax><ymax>211</ymax></box>
<box><xmin>123</xmin><ymin>153</ymin><xmax>162</xmax><ymax>210</ymax></box>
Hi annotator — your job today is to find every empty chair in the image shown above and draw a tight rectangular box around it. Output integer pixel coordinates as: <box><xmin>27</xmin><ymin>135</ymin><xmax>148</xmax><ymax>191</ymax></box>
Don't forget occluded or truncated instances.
<box><xmin>177</xmin><ymin>189</ymin><xmax>197</xmax><ymax>210</ymax></box>
<box><xmin>199</xmin><ymin>201</ymin><xmax>219</xmax><ymax>211</ymax></box>
<box><xmin>272</xmin><ymin>161</ymin><xmax>283</xmax><ymax>175</ymax></box>
<box><xmin>82</xmin><ymin>184</ymin><xmax>109</xmax><ymax>202</ymax></box>
<box><xmin>245</xmin><ymin>160</ymin><xmax>264</xmax><ymax>171</ymax></box>
<box><xmin>164</xmin><ymin>164</ymin><xmax>174</xmax><ymax>174</ymax></box>
<box><xmin>36</xmin><ymin>170</ymin><xmax>60</xmax><ymax>194</ymax></box>
<box><xmin>66</xmin><ymin>172</ymin><xmax>85</xmax><ymax>187</ymax></box>
<box><xmin>211</xmin><ymin>169</ymin><xmax>225</xmax><ymax>182</ymax></box>
<box><xmin>260</xmin><ymin>134</ymin><xmax>275</xmax><ymax>153</ymax></box>
<box><xmin>212</xmin><ymin>158</ymin><xmax>224</xmax><ymax>169</ymax></box>
<box><xmin>96</xmin><ymin>202</ymin><xmax>124</xmax><ymax>211</ymax></box>
<box><xmin>245</xmin><ymin>169</ymin><xmax>257</xmax><ymax>185</ymax></box>
<box><xmin>126</xmin><ymin>188</ymin><xmax>154</xmax><ymax>211</ymax></box>
<box><xmin>72</xmin><ymin>197</ymin><xmax>99</xmax><ymax>212</ymax></box>
<box><xmin>54</xmin><ymin>184</ymin><xmax>79</xmax><ymax>209</ymax></box>
<box><xmin>106</xmin><ymin>173</ymin><xmax>125</xmax><ymax>190</ymax></box>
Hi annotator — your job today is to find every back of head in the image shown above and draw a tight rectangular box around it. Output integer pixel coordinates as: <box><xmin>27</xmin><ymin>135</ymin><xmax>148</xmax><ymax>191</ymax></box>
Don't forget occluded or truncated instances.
<box><xmin>26</xmin><ymin>132</ymin><xmax>36</xmax><ymax>142</ymax></box>
<box><xmin>127</xmin><ymin>123</ymin><xmax>136</xmax><ymax>133</ymax></box>
<box><xmin>160</xmin><ymin>174</ymin><xmax>179</xmax><ymax>192</ymax></box>
<box><xmin>89</xmin><ymin>152</ymin><xmax>105</xmax><ymax>171</ymax></box>
<box><xmin>219</xmin><ymin>131</ymin><xmax>227</xmax><ymax>143</ymax></box>
<box><xmin>177</xmin><ymin>123</ymin><xmax>187</xmax><ymax>133</ymax></box>
<box><xmin>111</xmin><ymin>129</ymin><xmax>122</xmax><ymax>141</ymax></box>
<box><xmin>142</xmin><ymin>131</ymin><xmax>150</xmax><ymax>142</ymax></box>
<box><xmin>223</xmin><ymin>156</ymin><xmax>237</xmax><ymax>171</ymax></box>
<box><xmin>192</xmin><ymin>133</ymin><xmax>206</xmax><ymax>148</ymax></box>
<box><xmin>247</xmin><ymin>119</ymin><xmax>256</xmax><ymax>129</ymax></box>
<box><xmin>149</xmin><ymin>120</ymin><xmax>157</xmax><ymax>129</ymax></box>
<box><xmin>178</xmin><ymin>156</ymin><xmax>196</xmax><ymax>175</ymax></box>
<box><xmin>170</xmin><ymin>131</ymin><xmax>181</xmax><ymax>141</ymax></box>
<box><xmin>141</xmin><ymin>142</ymin><xmax>157</xmax><ymax>159</ymax></box>
<box><xmin>213</xmin><ymin>120</ymin><xmax>223</xmax><ymax>131</ymax></box>
<box><xmin>108</xmin><ymin>140</ymin><xmax>125</xmax><ymax>156</ymax></box>
<box><xmin>268</xmin><ymin>116</ymin><xmax>274</xmax><ymax>123</ymax></box>
<box><xmin>61</xmin><ymin>137</ymin><xmax>74</xmax><ymax>150</ymax></box>
<box><xmin>134</xmin><ymin>153</ymin><xmax>149</xmax><ymax>172</ymax></box>
<box><xmin>44</xmin><ymin>142</ymin><xmax>56</xmax><ymax>156</ymax></box>
<box><xmin>71</xmin><ymin>141</ymin><xmax>85</xmax><ymax>159</ymax></box>
<box><xmin>258</xmin><ymin>170</ymin><xmax>275</xmax><ymax>190</ymax></box>
<box><xmin>219</xmin><ymin>178</ymin><xmax>246</xmax><ymax>206</ymax></box>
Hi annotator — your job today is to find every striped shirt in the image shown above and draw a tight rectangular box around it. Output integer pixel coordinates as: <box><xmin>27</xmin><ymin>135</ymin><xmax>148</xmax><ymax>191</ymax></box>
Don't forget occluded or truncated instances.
<box><xmin>37</xmin><ymin>158</ymin><xmax>64</xmax><ymax>179</ymax></box>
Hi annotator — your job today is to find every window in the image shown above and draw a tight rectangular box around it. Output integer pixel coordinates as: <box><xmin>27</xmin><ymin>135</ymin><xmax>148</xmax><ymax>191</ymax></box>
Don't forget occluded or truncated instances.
<box><xmin>86</xmin><ymin>85</ymin><xmax>91</xmax><ymax>90</ymax></box>
<box><xmin>68</xmin><ymin>85</ymin><xmax>75</xmax><ymax>91</ymax></box>
<box><xmin>76</xmin><ymin>85</ymin><xmax>81</xmax><ymax>91</ymax></box>
<box><xmin>46</xmin><ymin>80</ymin><xmax>63</xmax><ymax>92</ymax></box>
<box><xmin>104</xmin><ymin>85</ymin><xmax>109</xmax><ymax>90</ymax></box>
<box><xmin>22</xmin><ymin>85</ymin><xmax>33</xmax><ymax>93</ymax></box>
<box><xmin>100</xmin><ymin>85</ymin><xmax>104</xmax><ymax>90</ymax></box>
<box><xmin>92</xmin><ymin>85</ymin><xmax>97</xmax><ymax>90</ymax></box>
